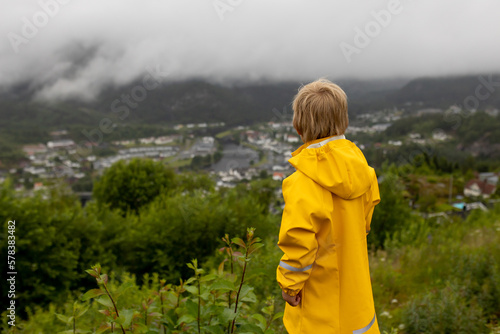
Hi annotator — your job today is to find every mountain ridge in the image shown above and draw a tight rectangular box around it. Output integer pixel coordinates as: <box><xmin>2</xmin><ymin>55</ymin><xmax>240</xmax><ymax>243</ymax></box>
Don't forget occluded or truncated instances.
<box><xmin>1</xmin><ymin>74</ymin><xmax>499</xmax><ymax>138</ymax></box>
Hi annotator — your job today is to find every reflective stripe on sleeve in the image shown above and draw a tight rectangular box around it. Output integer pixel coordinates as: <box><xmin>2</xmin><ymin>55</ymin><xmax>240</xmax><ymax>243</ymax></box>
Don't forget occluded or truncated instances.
<box><xmin>279</xmin><ymin>261</ymin><xmax>313</xmax><ymax>272</ymax></box>
<box><xmin>353</xmin><ymin>313</ymin><xmax>376</xmax><ymax>334</ymax></box>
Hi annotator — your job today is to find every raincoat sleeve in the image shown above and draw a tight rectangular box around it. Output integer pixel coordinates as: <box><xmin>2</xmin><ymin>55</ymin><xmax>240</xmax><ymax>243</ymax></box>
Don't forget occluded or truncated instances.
<box><xmin>365</xmin><ymin>169</ymin><xmax>381</xmax><ymax>234</ymax></box>
<box><xmin>277</xmin><ymin>172</ymin><xmax>326</xmax><ymax>296</ymax></box>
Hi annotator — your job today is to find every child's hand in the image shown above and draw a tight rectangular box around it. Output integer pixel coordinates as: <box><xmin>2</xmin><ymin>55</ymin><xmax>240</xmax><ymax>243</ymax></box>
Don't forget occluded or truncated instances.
<box><xmin>282</xmin><ymin>290</ymin><xmax>301</xmax><ymax>307</ymax></box>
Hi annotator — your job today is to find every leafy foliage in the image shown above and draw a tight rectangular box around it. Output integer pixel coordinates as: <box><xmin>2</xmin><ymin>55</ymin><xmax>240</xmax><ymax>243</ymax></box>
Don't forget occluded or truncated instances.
<box><xmin>371</xmin><ymin>205</ymin><xmax>500</xmax><ymax>333</ymax></box>
<box><xmin>0</xmin><ymin>166</ymin><xmax>279</xmax><ymax>317</ymax></box>
<box><xmin>2</xmin><ymin>231</ymin><xmax>284</xmax><ymax>333</ymax></box>
<box><xmin>368</xmin><ymin>171</ymin><xmax>415</xmax><ymax>249</ymax></box>
<box><xmin>403</xmin><ymin>284</ymin><xmax>487</xmax><ymax>334</ymax></box>
<box><xmin>0</xmin><ymin>180</ymin><xmax>116</xmax><ymax>315</ymax></box>
<box><xmin>93</xmin><ymin>158</ymin><xmax>176</xmax><ymax>214</ymax></box>
<box><xmin>122</xmin><ymin>183</ymin><xmax>278</xmax><ymax>282</ymax></box>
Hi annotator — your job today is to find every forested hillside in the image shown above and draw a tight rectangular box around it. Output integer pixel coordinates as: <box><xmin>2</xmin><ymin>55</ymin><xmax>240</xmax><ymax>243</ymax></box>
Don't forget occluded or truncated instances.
<box><xmin>387</xmin><ymin>74</ymin><xmax>500</xmax><ymax>110</ymax></box>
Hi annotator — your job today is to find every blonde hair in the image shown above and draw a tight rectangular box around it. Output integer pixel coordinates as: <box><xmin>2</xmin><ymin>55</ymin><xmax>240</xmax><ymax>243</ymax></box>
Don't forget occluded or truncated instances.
<box><xmin>292</xmin><ymin>78</ymin><xmax>349</xmax><ymax>143</ymax></box>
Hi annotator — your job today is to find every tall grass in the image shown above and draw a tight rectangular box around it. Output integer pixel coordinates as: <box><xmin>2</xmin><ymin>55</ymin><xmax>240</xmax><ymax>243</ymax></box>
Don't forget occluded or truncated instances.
<box><xmin>372</xmin><ymin>205</ymin><xmax>500</xmax><ymax>333</ymax></box>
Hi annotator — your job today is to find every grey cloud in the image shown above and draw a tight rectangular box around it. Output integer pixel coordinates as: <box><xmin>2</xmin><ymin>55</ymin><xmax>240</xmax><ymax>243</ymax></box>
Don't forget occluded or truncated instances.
<box><xmin>1</xmin><ymin>0</ymin><xmax>499</xmax><ymax>101</ymax></box>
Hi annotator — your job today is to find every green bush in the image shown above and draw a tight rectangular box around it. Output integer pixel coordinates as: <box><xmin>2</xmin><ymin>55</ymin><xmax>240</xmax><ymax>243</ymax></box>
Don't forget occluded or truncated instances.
<box><xmin>0</xmin><ymin>181</ymin><xmax>117</xmax><ymax>315</ymax></box>
<box><xmin>0</xmin><ymin>169</ymin><xmax>280</xmax><ymax>315</ymax></box>
<box><xmin>2</xmin><ymin>229</ymin><xmax>285</xmax><ymax>334</ymax></box>
<box><xmin>93</xmin><ymin>158</ymin><xmax>176</xmax><ymax>215</ymax></box>
<box><xmin>403</xmin><ymin>284</ymin><xmax>488</xmax><ymax>334</ymax></box>
<box><xmin>369</xmin><ymin>171</ymin><xmax>414</xmax><ymax>249</ymax></box>
<box><xmin>371</xmin><ymin>205</ymin><xmax>500</xmax><ymax>333</ymax></box>
<box><xmin>123</xmin><ymin>185</ymin><xmax>279</xmax><ymax>282</ymax></box>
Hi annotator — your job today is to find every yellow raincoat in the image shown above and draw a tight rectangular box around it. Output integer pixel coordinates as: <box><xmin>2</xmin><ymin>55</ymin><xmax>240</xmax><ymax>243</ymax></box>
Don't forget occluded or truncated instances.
<box><xmin>277</xmin><ymin>135</ymin><xmax>380</xmax><ymax>334</ymax></box>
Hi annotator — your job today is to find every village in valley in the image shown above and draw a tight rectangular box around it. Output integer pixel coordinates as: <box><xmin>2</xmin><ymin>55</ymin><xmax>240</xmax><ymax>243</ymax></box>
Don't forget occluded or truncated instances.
<box><xmin>1</xmin><ymin>105</ymin><xmax>499</xmax><ymax>216</ymax></box>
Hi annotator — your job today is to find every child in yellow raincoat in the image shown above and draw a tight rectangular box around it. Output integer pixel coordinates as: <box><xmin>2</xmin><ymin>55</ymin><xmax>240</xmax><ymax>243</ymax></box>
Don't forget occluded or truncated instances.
<box><xmin>277</xmin><ymin>79</ymin><xmax>381</xmax><ymax>334</ymax></box>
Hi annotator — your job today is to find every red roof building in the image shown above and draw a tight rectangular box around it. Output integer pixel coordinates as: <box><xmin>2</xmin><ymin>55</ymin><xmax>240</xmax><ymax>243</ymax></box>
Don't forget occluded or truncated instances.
<box><xmin>464</xmin><ymin>179</ymin><xmax>496</xmax><ymax>198</ymax></box>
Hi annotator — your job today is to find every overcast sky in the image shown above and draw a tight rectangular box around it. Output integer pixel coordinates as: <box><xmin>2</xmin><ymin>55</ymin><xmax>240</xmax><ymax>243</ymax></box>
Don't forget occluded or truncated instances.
<box><xmin>1</xmin><ymin>0</ymin><xmax>500</xmax><ymax>101</ymax></box>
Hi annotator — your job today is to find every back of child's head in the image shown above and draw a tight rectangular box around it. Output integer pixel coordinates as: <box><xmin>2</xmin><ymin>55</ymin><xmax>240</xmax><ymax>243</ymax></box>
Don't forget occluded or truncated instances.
<box><xmin>292</xmin><ymin>78</ymin><xmax>348</xmax><ymax>143</ymax></box>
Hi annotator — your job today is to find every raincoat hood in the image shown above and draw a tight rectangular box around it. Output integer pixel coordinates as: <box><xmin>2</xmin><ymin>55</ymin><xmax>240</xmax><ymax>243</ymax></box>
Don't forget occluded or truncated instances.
<box><xmin>288</xmin><ymin>135</ymin><xmax>373</xmax><ymax>200</ymax></box>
